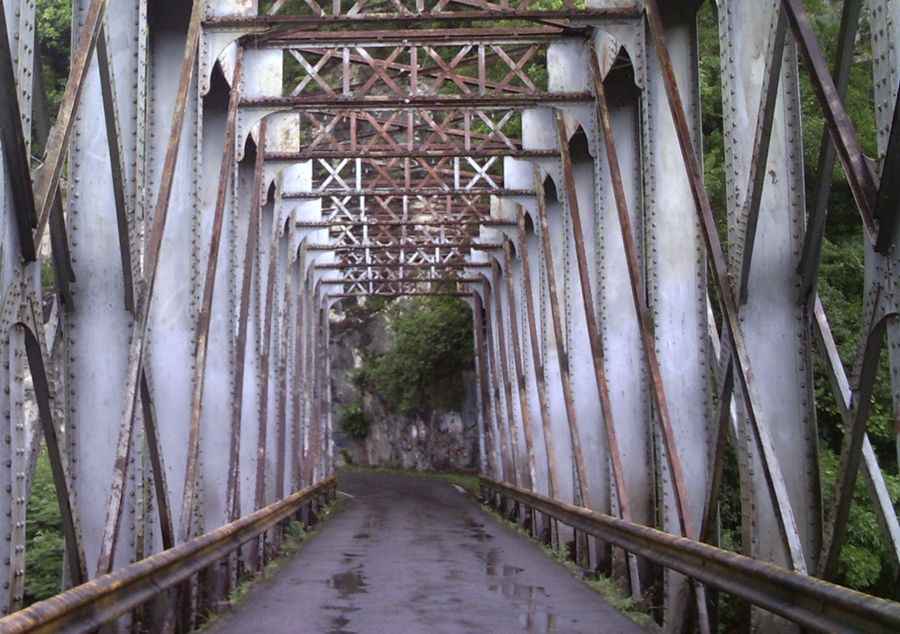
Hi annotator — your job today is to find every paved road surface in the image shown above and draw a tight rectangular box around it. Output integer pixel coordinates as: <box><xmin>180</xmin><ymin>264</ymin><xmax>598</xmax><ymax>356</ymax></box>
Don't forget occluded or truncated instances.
<box><xmin>206</xmin><ymin>470</ymin><xmax>647</xmax><ymax>633</ymax></box>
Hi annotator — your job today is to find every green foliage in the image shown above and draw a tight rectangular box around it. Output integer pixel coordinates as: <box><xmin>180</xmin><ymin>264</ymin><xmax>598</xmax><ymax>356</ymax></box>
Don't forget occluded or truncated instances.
<box><xmin>699</xmin><ymin>0</ymin><xmax>899</xmax><ymax>601</ymax></box>
<box><xmin>340</xmin><ymin>401</ymin><xmax>370</xmax><ymax>440</ymax></box>
<box><xmin>41</xmin><ymin>259</ymin><xmax>56</xmax><ymax>290</ymax></box>
<box><xmin>25</xmin><ymin>451</ymin><xmax>63</xmax><ymax>605</ymax></box>
<box><xmin>356</xmin><ymin>296</ymin><xmax>474</xmax><ymax>415</ymax></box>
<box><xmin>820</xmin><ymin>448</ymin><xmax>900</xmax><ymax>591</ymax></box>
<box><xmin>35</xmin><ymin>0</ymin><xmax>72</xmax><ymax>118</ymax></box>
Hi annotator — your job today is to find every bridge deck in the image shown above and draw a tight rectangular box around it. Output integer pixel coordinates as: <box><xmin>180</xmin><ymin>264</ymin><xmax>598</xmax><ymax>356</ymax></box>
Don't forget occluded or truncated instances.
<box><xmin>207</xmin><ymin>470</ymin><xmax>646</xmax><ymax>634</ymax></box>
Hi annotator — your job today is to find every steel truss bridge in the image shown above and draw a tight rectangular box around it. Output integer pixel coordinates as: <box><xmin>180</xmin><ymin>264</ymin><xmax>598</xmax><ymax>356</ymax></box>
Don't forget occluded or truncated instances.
<box><xmin>0</xmin><ymin>0</ymin><xmax>898</xmax><ymax>631</ymax></box>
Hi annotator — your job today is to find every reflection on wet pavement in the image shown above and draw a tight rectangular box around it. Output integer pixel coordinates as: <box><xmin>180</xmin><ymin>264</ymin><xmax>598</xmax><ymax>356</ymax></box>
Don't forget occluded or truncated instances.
<box><xmin>327</xmin><ymin>565</ymin><xmax>368</xmax><ymax>632</ymax></box>
<box><xmin>330</xmin><ymin>566</ymin><xmax>367</xmax><ymax>599</ymax></box>
<box><xmin>483</xmin><ymin>546</ymin><xmax>558</xmax><ymax>634</ymax></box>
<box><xmin>463</xmin><ymin>515</ymin><xmax>494</xmax><ymax>542</ymax></box>
<box><xmin>204</xmin><ymin>471</ymin><xmax>646</xmax><ymax>634</ymax></box>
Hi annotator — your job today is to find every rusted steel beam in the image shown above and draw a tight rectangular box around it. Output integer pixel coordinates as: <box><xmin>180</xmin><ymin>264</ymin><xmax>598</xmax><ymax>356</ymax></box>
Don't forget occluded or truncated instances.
<box><xmin>258</xmin><ymin>26</ymin><xmax>565</xmax><ymax>46</ymax></box>
<box><xmin>491</xmin><ymin>262</ymin><xmax>525</xmax><ymax>488</ymax></box>
<box><xmin>228</xmin><ymin>119</ymin><xmax>268</xmax><ymax>523</ymax></box>
<box><xmin>256</xmin><ymin>188</ymin><xmax>282</xmax><ymax>514</ymax></box>
<box><xmin>501</xmin><ymin>243</ymin><xmax>537</xmax><ymax>491</ymax></box>
<box><xmin>206</xmin><ymin>8</ymin><xmax>641</xmax><ymax>29</ymax></box>
<box><xmin>781</xmin><ymin>0</ymin><xmax>878</xmax><ymax>245</ymax></box>
<box><xmin>311</xmin><ymin>306</ymin><xmax>326</xmax><ymax>480</ymax></box>
<box><xmin>96</xmin><ymin>0</ymin><xmax>204</xmax><ymax>575</ymax></box>
<box><xmin>0</xmin><ymin>478</ymin><xmax>337</xmax><ymax>634</ymax></box>
<box><xmin>303</xmin><ymin>304</ymin><xmax>320</xmax><ymax>487</ymax></box>
<box><xmin>286</xmin><ymin>188</ymin><xmax>533</xmax><ymax>198</ymax></box>
<box><xmin>818</xmin><ymin>298</ymin><xmax>898</xmax><ymax>579</ymax></box>
<box><xmin>276</xmin><ymin>268</ymin><xmax>289</xmax><ymax>501</ymax></box>
<box><xmin>242</xmin><ymin>93</ymin><xmax>593</xmax><ymax>109</ymax></box>
<box><xmin>139</xmin><ymin>372</ymin><xmax>175</xmax><ymax>550</ymax></box>
<box><xmin>321</xmin><ymin>277</ymin><xmax>479</xmax><ymax>284</ymax></box>
<box><xmin>314</xmin><ymin>262</ymin><xmax>490</xmax><ymax>270</ymax></box>
<box><xmin>700</xmin><ymin>357</ymin><xmax>736</xmax><ymax>545</ymax></box>
<box><xmin>480</xmin><ymin>477</ymin><xmax>900</xmax><ymax>634</ymax></box>
<box><xmin>309</xmin><ymin>242</ymin><xmax>502</xmax><ymax>251</ymax></box>
<box><xmin>181</xmin><ymin>48</ymin><xmax>245</xmax><ymax>541</ymax></box>
<box><xmin>328</xmin><ymin>291</ymin><xmax>473</xmax><ymax>299</ymax></box>
<box><xmin>555</xmin><ymin>109</ymin><xmax>642</xmax><ymax>594</ymax></box>
<box><xmin>798</xmin><ymin>0</ymin><xmax>864</xmax><ymax>296</ymax></box>
<box><xmin>297</xmin><ymin>220</ymin><xmax>517</xmax><ymax>228</ymax></box>
<box><xmin>31</xmin><ymin>41</ymin><xmax>75</xmax><ymax>306</ymax></box>
<box><xmin>291</xmin><ymin>276</ymin><xmax>305</xmax><ymax>491</ymax></box>
<box><xmin>737</xmin><ymin>5</ymin><xmax>788</xmax><ymax>304</ymax></box>
<box><xmin>812</xmin><ymin>297</ymin><xmax>900</xmax><ymax>572</ymax></box>
<box><xmin>472</xmin><ymin>293</ymin><xmax>498</xmax><ymax>479</ymax></box>
<box><xmin>268</xmin><ymin>149</ymin><xmax>556</xmax><ymax>161</ymax></box>
<box><xmin>588</xmin><ymin>66</ymin><xmax>696</xmax><ymax>539</ymax></box>
<box><xmin>0</xmin><ymin>2</ymin><xmax>37</xmax><ymax>261</ymax></box>
<box><xmin>516</xmin><ymin>206</ymin><xmax>559</xmax><ymax>499</ymax></box>
<box><xmin>20</xmin><ymin>302</ymin><xmax>87</xmax><ymax>587</ymax></box>
<box><xmin>33</xmin><ymin>0</ymin><xmax>107</xmax><ymax>246</ymax></box>
<box><xmin>873</xmin><ymin>88</ymin><xmax>900</xmax><ymax>253</ymax></box>
<box><xmin>285</xmin><ymin>43</ymin><xmax>541</xmax><ymax>101</ymax></box>
<box><xmin>96</xmin><ymin>21</ymin><xmax>136</xmax><ymax>312</ymax></box>
<box><xmin>482</xmin><ymin>284</ymin><xmax>515</xmax><ymax>484</ymax></box>
<box><xmin>645</xmin><ymin>0</ymin><xmax>808</xmax><ymax>573</ymax></box>
<box><xmin>533</xmin><ymin>170</ymin><xmax>591</xmax><ymax>509</ymax></box>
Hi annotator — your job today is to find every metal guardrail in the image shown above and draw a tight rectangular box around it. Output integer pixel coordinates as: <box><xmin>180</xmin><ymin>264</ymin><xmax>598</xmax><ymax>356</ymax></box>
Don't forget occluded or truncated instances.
<box><xmin>480</xmin><ymin>477</ymin><xmax>900</xmax><ymax>634</ymax></box>
<box><xmin>0</xmin><ymin>477</ymin><xmax>337</xmax><ymax>634</ymax></box>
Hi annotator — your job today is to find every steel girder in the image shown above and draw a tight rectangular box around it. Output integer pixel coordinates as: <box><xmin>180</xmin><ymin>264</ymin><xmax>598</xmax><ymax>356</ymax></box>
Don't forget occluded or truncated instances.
<box><xmin>0</xmin><ymin>0</ymin><xmax>897</xmax><ymax>631</ymax></box>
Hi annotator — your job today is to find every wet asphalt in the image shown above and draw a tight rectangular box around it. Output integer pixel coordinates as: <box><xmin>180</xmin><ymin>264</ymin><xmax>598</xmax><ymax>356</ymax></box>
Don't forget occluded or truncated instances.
<box><xmin>205</xmin><ymin>470</ymin><xmax>647</xmax><ymax>634</ymax></box>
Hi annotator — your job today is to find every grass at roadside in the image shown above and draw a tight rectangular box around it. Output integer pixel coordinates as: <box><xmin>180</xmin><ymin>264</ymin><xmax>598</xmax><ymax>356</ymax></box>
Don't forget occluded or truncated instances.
<box><xmin>197</xmin><ymin>497</ymin><xmax>343</xmax><ymax>630</ymax></box>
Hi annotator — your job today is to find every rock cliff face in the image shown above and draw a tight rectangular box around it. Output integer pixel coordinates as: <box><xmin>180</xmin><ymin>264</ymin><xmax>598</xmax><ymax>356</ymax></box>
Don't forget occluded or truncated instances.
<box><xmin>329</xmin><ymin>304</ymin><xmax>479</xmax><ymax>471</ymax></box>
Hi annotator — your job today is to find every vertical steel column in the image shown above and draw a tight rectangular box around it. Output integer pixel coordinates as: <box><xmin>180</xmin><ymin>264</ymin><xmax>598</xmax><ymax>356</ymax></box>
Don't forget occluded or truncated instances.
<box><xmin>555</xmin><ymin>110</ymin><xmax>641</xmax><ymax>594</ymax></box>
<box><xmin>290</xmin><ymin>254</ymin><xmax>304</xmax><ymax>491</ymax></box>
<box><xmin>274</xmin><ymin>216</ymin><xmax>289</xmax><ymax>500</ymax></box>
<box><xmin>67</xmin><ymin>0</ymin><xmax>145</xmax><ymax>575</ymax></box>
<box><xmin>642</xmin><ymin>4</ymin><xmax>714</xmax><ymax>627</ymax></box>
<box><xmin>228</xmin><ymin>121</ymin><xmax>266</xmax><ymax>523</ymax></box>
<box><xmin>325</xmin><ymin>307</ymin><xmax>335</xmax><ymax>478</ymax></box>
<box><xmin>490</xmin><ymin>261</ymin><xmax>524</xmax><ymax>488</ymax></box>
<box><xmin>645</xmin><ymin>0</ymin><xmax>810</xmax><ymax>591</ymax></box>
<box><xmin>502</xmin><ymin>242</ymin><xmax>537</xmax><ymax>491</ymax></box>
<box><xmin>533</xmin><ymin>172</ymin><xmax>591</xmax><ymax>510</ymax></box>
<box><xmin>0</xmin><ymin>0</ymin><xmax>36</xmax><ymax>614</ymax></box>
<box><xmin>187</xmin><ymin>48</ymin><xmax>244</xmax><ymax>540</ymax></box>
<box><xmin>868</xmin><ymin>0</ymin><xmax>900</xmax><ymax>478</ymax></box>
<box><xmin>255</xmin><ymin>143</ymin><xmax>276</xmax><ymax>512</ymax></box>
<box><xmin>717</xmin><ymin>7</ymin><xmax>820</xmax><ymax>632</ymax></box>
<box><xmin>588</xmin><ymin>33</ymin><xmax>655</xmax><ymax>577</ymax></box>
<box><xmin>482</xmin><ymin>283</ymin><xmax>514</xmax><ymax>484</ymax></box>
<box><xmin>517</xmin><ymin>208</ymin><xmax>560</xmax><ymax>501</ymax></box>
<box><xmin>303</xmin><ymin>282</ymin><xmax>316</xmax><ymax>488</ymax></box>
<box><xmin>472</xmin><ymin>292</ymin><xmax>497</xmax><ymax>479</ymax></box>
<box><xmin>0</xmin><ymin>0</ymin><xmax>36</xmax><ymax>263</ymax></box>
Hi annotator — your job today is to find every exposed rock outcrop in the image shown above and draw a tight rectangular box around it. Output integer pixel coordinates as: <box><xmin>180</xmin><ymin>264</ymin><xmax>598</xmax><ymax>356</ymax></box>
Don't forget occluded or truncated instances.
<box><xmin>329</xmin><ymin>302</ymin><xmax>479</xmax><ymax>471</ymax></box>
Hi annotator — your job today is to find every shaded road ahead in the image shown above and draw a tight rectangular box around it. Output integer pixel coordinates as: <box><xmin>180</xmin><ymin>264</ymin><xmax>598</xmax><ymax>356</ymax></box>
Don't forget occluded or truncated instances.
<box><xmin>207</xmin><ymin>470</ymin><xmax>647</xmax><ymax>633</ymax></box>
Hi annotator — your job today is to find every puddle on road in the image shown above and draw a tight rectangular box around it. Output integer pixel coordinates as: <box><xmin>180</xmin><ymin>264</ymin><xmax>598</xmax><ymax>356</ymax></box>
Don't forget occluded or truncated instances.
<box><xmin>329</xmin><ymin>565</ymin><xmax>368</xmax><ymax>599</ymax></box>
<box><xmin>326</xmin><ymin>565</ymin><xmax>368</xmax><ymax>634</ymax></box>
<box><xmin>328</xmin><ymin>614</ymin><xmax>353</xmax><ymax>634</ymax></box>
<box><xmin>483</xmin><ymin>547</ymin><xmax>558</xmax><ymax>633</ymax></box>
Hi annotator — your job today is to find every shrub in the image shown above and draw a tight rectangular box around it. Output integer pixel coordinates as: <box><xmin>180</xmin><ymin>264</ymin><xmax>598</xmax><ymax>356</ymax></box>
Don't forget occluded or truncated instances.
<box><xmin>340</xmin><ymin>402</ymin><xmax>370</xmax><ymax>440</ymax></box>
